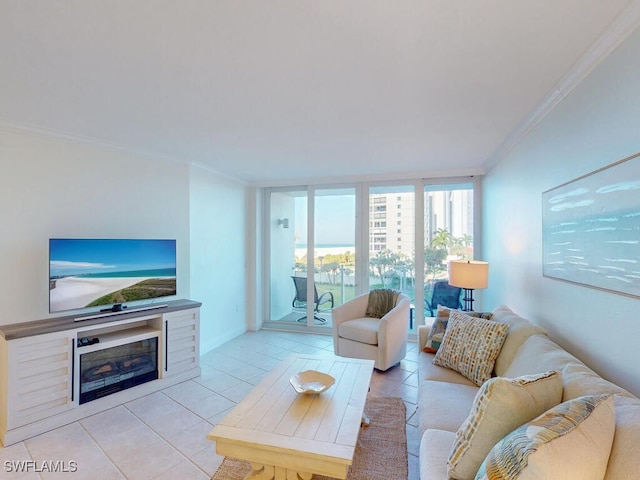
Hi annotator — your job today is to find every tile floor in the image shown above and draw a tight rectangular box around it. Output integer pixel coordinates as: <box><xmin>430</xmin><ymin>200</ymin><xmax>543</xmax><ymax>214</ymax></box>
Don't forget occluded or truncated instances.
<box><xmin>0</xmin><ymin>330</ymin><xmax>420</xmax><ymax>480</ymax></box>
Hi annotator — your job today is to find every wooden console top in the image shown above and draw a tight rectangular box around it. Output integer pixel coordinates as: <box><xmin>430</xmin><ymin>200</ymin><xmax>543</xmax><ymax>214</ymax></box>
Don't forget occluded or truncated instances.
<box><xmin>0</xmin><ymin>299</ymin><xmax>202</xmax><ymax>340</ymax></box>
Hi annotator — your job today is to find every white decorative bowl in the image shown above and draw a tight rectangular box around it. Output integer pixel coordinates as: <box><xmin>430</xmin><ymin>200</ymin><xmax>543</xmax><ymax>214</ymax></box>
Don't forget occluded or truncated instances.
<box><xmin>289</xmin><ymin>370</ymin><xmax>335</xmax><ymax>395</ymax></box>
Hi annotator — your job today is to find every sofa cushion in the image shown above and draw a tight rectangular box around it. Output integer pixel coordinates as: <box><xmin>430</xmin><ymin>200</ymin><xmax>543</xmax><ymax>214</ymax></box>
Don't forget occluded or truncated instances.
<box><xmin>502</xmin><ymin>333</ymin><xmax>580</xmax><ymax>379</ymax></box>
<box><xmin>448</xmin><ymin>370</ymin><xmax>563</xmax><ymax>480</ymax></box>
<box><xmin>420</xmin><ymin>429</ymin><xmax>456</xmax><ymax>480</ymax></box>
<box><xmin>490</xmin><ymin>305</ymin><xmax>548</xmax><ymax>376</ymax></box>
<box><xmin>433</xmin><ymin>311</ymin><xmax>509</xmax><ymax>387</ymax></box>
<box><xmin>337</xmin><ymin>317</ymin><xmax>380</xmax><ymax>345</ymax></box>
<box><xmin>606</xmin><ymin>397</ymin><xmax>640</xmax><ymax>479</ymax></box>
<box><xmin>419</xmin><ymin>351</ymin><xmax>480</xmax><ymax>386</ymax></box>
<box><xmin>561</xmin><ymin>362</ymin><xmax>636</xmax><ymax>401</ymax></box>
<box><xmin>423</xmin><ymin>306</ymin><xmax>493</xmax><ymax>354</ymax></box>
<box><xmin>418</xmin><ymin>380</ymin><xmax>479</xmax><ymax>436</ymax></box>
<box><xmin>475</xmin><ymin>394</ymin><xmax>615</xmax><ymax>480</ymax></box>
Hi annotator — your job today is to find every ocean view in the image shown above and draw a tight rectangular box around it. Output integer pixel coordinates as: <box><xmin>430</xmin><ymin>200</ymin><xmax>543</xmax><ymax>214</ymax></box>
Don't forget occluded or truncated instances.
<box><xmin>66</xmin><ymin>267</ymin><xmax>176</xmax><ymax>279</ymax></box>
<box><xmin>294</xmin><ymin>244</ymin><xmax>355</xmax><ymax>257</ymax></box>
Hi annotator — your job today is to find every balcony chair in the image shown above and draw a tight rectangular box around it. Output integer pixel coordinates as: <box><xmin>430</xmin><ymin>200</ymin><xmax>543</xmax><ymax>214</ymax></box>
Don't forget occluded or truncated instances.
<box><xmin>291</xmin><ymin>276</ymin><xmax>334</xmax><ymax>324</ymax></box>
<box><xmin>425</xmin><ymin>280</ymin><xmax>462</xmax><ymax>317</ymax></box>
<box><xmin>332</xmin><ymin>290</ymin><xmax>410</xmax><ymax>371</ymax></box>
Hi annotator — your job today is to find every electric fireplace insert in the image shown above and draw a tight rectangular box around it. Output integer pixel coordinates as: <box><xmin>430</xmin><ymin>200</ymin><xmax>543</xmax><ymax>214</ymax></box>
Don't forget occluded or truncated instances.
<box><xmin>79</xmin><ymin>337</ymin><xmax>158</xmax><ymax>404</ymax></box>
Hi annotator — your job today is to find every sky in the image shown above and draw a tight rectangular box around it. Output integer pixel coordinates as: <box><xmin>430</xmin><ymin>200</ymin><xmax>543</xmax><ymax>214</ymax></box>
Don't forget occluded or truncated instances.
<box><xmin>294</xmin><ymin>195</ymin><xmax>355</xmax><ymax>245</ymax></box>
<box><xmin>49</xmin><ymin>239</ymin><xmax>176</xmax><ymax>276</ymax></box>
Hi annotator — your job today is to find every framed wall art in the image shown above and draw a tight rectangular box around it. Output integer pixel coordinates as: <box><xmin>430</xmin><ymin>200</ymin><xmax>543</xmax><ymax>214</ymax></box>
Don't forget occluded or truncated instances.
<box><xmin>542</xmin><ymin>152</ymin><xmax>640</xmax><ymax>298</ymax></box>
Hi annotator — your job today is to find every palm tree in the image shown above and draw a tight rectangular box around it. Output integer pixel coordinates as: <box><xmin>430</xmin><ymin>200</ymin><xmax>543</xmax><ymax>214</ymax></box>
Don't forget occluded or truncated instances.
<box><xmin>432</xmin><ymin>228</ymin><xmax>452</xmax><ymax>251</ymax></box>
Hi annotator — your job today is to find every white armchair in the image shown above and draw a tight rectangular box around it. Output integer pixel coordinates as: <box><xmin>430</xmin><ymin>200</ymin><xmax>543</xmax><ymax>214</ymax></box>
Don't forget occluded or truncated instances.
<box><xmin>332</xmin><ymin>292</ymin><xmax>410</xmax><ymax>371</ymax></box>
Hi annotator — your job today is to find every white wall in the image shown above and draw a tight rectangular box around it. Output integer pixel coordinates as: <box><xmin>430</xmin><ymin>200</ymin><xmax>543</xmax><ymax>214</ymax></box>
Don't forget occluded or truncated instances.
<box><xmin>245</xmin><ymin>186</ymin><xmax>262</xmax><ymax>331</ymax></box>
<box><xmin>0</xmin><ymin>130</ymin><xmax>191</xmax><ymax>325</ymax></box>
<box><xmin>189</xmin><ymin>166</ymin><xmax>248</xmax><ymax>353</ymax></box>
<box><xmin>483</xmin><ymin>26</ymin><xmax>640</xmax><ymax>396</ymax></box>
<box><xmin>269</xmin><ymin>191</ymin><xmax>297</xmax><ymax>320</ymax></box>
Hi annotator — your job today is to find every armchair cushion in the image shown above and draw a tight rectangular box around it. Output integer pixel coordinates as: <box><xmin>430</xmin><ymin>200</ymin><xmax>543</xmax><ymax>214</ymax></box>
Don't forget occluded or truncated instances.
<box><xmin>338</xmin><ymin>318</ymin><xmax>380</xmax><ymax>345</ymax></box>
<box><xmin>365</xmin><ymin>288</ymin><xmax>399</xmax><ymax>318</ymax></box>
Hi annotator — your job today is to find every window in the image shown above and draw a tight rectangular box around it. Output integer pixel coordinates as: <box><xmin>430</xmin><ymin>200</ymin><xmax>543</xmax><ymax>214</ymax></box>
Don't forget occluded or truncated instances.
<box><xmin>314</xmin><ymin>188</ymin><xmax>357</xmax><ymax>309</ymax></box>
<box><xmin>267</xmin><ymin>187</ymin><xmax>356</xmax><ymax>328</ymax></box>
<box><xmin>265</xmin><ymin>178</ymin><xmax>478</xmax><ymax>331</ymax></box>
<box><xmin>369</xmin><ymin>185</ymin><xmax>415</xmax><ymax>306</ymax></box>
<box><xmin>424</xmin><ymin>182</ymin><xmax>475</xmax><ymax>317</ymax></box>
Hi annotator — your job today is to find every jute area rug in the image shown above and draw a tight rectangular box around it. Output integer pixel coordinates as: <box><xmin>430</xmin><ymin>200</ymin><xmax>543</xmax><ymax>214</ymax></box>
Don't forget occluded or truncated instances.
<box><xmin>211</xmin><ymin>396</ymin><xmax>408</xmax><ymax>480</ymax></box>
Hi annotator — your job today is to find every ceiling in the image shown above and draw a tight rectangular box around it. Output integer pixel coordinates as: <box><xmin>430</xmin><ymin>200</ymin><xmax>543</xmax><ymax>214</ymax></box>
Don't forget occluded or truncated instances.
<box><xmin>0</xmin><ymin>1</ymin><xmax>636</xmax><ymax>185</ymax></box>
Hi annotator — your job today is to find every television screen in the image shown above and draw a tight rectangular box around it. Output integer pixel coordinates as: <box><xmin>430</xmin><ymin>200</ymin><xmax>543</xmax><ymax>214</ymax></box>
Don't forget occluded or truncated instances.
<box><xmin>49</xmin><ymin>238</ymin><xmax>177</xmax><ymax>313</ymax></box>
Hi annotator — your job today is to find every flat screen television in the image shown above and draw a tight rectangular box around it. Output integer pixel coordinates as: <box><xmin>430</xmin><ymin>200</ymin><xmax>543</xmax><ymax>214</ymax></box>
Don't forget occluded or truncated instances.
<box><xmin>49</xmin><ymin>238</ymin><xmax>177</xmax><ymax>314</ymax></box>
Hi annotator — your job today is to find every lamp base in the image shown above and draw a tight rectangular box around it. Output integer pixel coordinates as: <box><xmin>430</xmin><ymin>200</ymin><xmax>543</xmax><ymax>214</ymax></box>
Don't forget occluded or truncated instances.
<box><xmin>461</xmin><ymin>288</ymin><xmax>475</xmax><ymax>312</ymax></box>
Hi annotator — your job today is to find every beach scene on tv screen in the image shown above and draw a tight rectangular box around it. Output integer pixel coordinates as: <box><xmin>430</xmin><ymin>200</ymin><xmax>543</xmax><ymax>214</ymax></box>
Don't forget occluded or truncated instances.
<box><xmin>49</xmin><ymin>239</ymin><xmax>177</xmax><ymax>313</ymax></box>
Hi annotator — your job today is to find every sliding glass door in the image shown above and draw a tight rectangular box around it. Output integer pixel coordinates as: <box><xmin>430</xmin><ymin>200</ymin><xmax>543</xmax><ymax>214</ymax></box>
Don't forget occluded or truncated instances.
<box><xmin>269</xmin><ymin>189</ymin><xmax>307</xmax><ymax>324</ymax></box>
<box><xmin>265</xmin><ymin>178</ymin><xmax>478</xmax><ymax>331</ymax></box>
<box><xmin>267</xmin><ymin>187</ymin><xmax>356</xmax><ymax>328</ymax></box>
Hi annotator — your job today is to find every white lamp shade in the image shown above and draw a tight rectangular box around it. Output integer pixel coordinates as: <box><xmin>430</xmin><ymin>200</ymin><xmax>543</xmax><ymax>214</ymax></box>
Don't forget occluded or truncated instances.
<box><xmin>448</xmin><ymin>260</ymin><xmax>489</xmax><ymax>289</ymax></box>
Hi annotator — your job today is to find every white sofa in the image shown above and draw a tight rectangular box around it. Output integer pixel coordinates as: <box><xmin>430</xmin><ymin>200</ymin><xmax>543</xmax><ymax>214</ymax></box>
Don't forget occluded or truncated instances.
<box><xmin>332</xmin><ymin>292</ymin><xmax>410</xmax><ymax>371</ymax></box>
<box><xmin>417</xmin><ymin>305</ymin><xmax>640</xmax><ymax>479</ymax></box>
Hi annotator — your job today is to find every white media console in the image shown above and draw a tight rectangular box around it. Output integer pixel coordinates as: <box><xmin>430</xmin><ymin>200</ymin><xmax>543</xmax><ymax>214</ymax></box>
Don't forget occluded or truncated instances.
<box><xmin>0</xmin><ymin>299</ymin><xmax>201</xmax><ymax>446</ymax></box>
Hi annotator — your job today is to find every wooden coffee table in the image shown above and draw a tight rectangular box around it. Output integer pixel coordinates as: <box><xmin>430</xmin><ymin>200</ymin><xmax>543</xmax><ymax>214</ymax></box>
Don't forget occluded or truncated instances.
<box><xmin>208</xmin><ymin>354</ymin><xmax>374</xmax><ymax>480</ymax></box>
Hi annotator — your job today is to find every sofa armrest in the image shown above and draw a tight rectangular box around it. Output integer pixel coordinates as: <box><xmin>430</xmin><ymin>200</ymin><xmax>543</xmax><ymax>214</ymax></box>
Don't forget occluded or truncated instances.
<box><xmin>331</xmin><ymin>293</ymin><xmax>369</xmax><ymax>326</ymax></box>
<box><xmin>379</xmin><ymin>295</ymin><xmax>410</xmax><ymax>331</ymax></box>
<box><xmin>378</xmin><ymin>295</ymin><xmax>410</xmax><ymax>359</ymax></box>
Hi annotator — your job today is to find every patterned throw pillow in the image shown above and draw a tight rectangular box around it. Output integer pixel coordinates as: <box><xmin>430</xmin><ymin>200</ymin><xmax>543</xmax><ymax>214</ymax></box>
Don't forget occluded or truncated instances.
<box><xmin>448</xmin><ymin>371</ymin><xmax>562</xmax><ymax>480</ymax></box>
<box><xmin>433</xmin><ymin>311</ymin><xmax>509</xmax><ymax>386</ymax></box>
<box><xmin>423</xmin><ymin>307</ymin><xmax>452</xmax><ymax>353</ymax></box>
<box><xmin>423</xmin><ymin>307</ymin><xmax>494</xmax><ymax>353</ymax></box>
<box><xmin>475</xmin><ymin>394</ymin><xmax>615</xmax><ymax>480</ymax></box>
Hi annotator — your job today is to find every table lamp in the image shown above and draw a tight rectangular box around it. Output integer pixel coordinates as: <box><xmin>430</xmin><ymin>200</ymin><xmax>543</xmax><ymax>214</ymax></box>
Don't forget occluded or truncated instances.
<box><xmin>448</xmin><ymin>260</ymin><xmax>489</xmax><ymax>311</ymax></box>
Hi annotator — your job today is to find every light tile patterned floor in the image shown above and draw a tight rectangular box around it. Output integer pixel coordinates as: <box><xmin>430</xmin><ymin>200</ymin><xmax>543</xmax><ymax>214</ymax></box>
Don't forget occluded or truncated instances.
<box><xmin>0</xmin><ymin>330</ymin><xmax>420</xmax><ymax>480</ymax></box>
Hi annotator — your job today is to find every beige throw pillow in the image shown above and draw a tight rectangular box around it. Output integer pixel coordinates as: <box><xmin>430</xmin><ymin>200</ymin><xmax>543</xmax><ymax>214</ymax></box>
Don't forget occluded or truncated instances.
<box><xmin>447</xmin><ymin>370</ymin><xmax>563</xmax><ymax>480</ymax></box>
<box><xmin>475</xmin><ymin>394</ymin><xmax>615</xmax><ymax>480</ymax></box>
<box><xmin>433</xmin><ymin>311</ymin><xmax>509</xmax><ymax>386</ymax></box>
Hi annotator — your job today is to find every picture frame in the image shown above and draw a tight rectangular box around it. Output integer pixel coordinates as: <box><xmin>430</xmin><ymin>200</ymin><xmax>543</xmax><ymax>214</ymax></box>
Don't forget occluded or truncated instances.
<box><xmin>542</xmin><ymin>152</ymin><xmax>640</xmax><ymax>298</ymax></box>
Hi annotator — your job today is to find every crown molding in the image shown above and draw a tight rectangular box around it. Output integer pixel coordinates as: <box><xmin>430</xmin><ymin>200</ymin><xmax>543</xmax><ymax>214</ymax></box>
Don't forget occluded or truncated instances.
<box><xmin>0</xmin><ymin>120</ymin><xmax>247</xmax><ymax>185</ymax></box>
<box><xmin>0</xmin><ymin>120</ymin><xmax>189</xmax><ymax>165</ymax></box>
<box><xmin>250</xmin><ymin>167</ymin><xmax>485</xmax><ymax>188</ymax></box>
<box><xmin>483</xmin><ymin>0</ymin><xmax>640</xmax><ymax>173</ymax></box>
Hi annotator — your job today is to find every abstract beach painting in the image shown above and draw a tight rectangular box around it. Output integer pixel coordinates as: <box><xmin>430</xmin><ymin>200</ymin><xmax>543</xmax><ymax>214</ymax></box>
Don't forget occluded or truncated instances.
<box><xmin>542</xmin><ymin>153</ymin><xmax>640</xmax><ymax>298</ymax></box>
